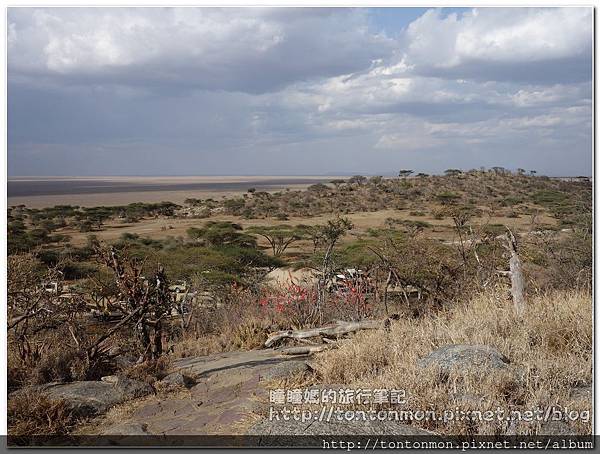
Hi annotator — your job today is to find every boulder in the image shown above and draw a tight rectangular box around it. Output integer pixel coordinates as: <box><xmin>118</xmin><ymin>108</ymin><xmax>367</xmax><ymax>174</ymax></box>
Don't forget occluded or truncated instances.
<box><xmin>418</xmin><ymin>344</ymin><xmax>509</xmax><ymax>373</ymax></box>
<box><xmin>33</xmin><ymin>376</ymin><xmax>153</xmax><ymax>417</ymax></box>
<box><xmin>161</xmin><ymin>372</ymin><xmax>186</xmax><ymax>387</ymax></box>
<box><xmin>569</xmin><ymin>384</ymin><xmax>592</xmax><ymax>401</ymax></box>
<box><xmin>113</xmin><ymin>376</ymin><xmax>154</xmax><ymax>399</ymax></box>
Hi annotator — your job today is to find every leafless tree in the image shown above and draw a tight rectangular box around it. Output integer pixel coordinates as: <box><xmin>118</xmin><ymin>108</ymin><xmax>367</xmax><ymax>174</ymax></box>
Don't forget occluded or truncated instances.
<box><xmin>95</xmin><ymin>246</ymin><xmax>175</xmax><ymax>362</ymax></box>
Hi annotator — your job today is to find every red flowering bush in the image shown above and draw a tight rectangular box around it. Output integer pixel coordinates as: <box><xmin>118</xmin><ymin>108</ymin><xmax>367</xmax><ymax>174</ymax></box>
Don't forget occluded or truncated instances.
<box><xmin>258</xmin><ymin>281</ymin><xmax>320</xmax><ymax>328</ymax></box>
<box><xmin>329</xmin><ymin>279</ymin><xmax>373</xmax><ymax>321</ymax></box>
<box><xmin>257</xmin><ymin>273</ymin><xmax>374</xmax><ymax>328</ymax></box>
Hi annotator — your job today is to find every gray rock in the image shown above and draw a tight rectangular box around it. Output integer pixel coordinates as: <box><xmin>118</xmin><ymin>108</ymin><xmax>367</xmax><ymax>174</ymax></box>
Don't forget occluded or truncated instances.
<box><xmin>159</xmin><ymin>372</ymin><xmax>194</xmax><ymax>389</ymax></box>
<box><xmin>162</xmin><ymin>371</ymin><xmax>186</xmax><ymax>386</ymax></box>
<box><xmin>418</xmin><ymin>344</ymin><xmax>509</xmax><ymax>373</ymax></box>
<box><xmin>103</xmin><ymin>422</ymin><xmax>149</xmax><ymax>436</ymax></box>
<box><xmin>260</xmin><ymin>360</ymin><xmax>309</xmax><ymax>380</ymax></box>
<box><xmin>33</xmin><ymin>376</ymin><xmax>153</xmax><ymax>417</ymax></box>
<box><xmin>113</xmin><ymin>376</ymin><xmax>154</xmax><ymax>399</ymax></box>
<box><xmin>248</xmin><ymin>417</ymin><xmax>432</xmax><ymax>441</ymax></box>
<box><xmin>172</xmin><ymin>349</ymin><xmax>300</xmax><ymax>379</ymax></box>
<box><xmin>569</xmin><ymin>384</ymin><xmax>592</xmax><ymax>401</ymax></box>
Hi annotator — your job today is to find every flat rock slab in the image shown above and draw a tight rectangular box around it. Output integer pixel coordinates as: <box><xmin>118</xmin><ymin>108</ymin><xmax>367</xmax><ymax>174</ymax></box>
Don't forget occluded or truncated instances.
<box><xmin>99</xmin><ymin>349</ymin><xmax>309</xmax><ymax>436</ymax></box>
<box><xmin>418</xmin><ymin>344</ymin><xmax>509</xmax><ymax>373</ymax></box>
<box><xmin>33</xmin><ymin>377</ymin><xmax>153</xmax><ymax>417</ymax></box>
<box><xmin>172</xmin><ymin>349</ymin><xmax>307</xmax><ymax>380</ymax></box>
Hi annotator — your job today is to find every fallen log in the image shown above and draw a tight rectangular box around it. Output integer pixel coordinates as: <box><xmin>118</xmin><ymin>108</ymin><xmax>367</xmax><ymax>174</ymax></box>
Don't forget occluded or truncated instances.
<box><xmin>278</xmin><ymin>344</ymin><xmax>334</xmax><ymax>355</ymax></box>
<box><xmin>265</xmin><ymin>319</ymin><xmax>382</xmax><ymax>348</ymax></box>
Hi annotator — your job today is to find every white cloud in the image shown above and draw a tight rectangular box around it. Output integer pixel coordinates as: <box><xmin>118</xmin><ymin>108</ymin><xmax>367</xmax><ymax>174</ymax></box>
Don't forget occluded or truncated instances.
<box><xmin>405</xmin><ymin>8</ymin><xmax>592</xmax><ymax>68</ymax></box>
<box><xmin>8</xmin><ymin>8</ymin><xmax>392</xmax><ymax>93</ymax></box>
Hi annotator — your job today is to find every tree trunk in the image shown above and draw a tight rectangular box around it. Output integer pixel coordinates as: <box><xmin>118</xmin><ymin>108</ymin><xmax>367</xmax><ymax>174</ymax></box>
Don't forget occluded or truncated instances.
<box><xmin>504</xmin><ymin>229</ymin><xmax>526</xmax><ymax>317</ymax></box>
<box><xmin>383</xmin><ymin>270</ymin><xmax>391</xmax><ymax>316</ymax></box>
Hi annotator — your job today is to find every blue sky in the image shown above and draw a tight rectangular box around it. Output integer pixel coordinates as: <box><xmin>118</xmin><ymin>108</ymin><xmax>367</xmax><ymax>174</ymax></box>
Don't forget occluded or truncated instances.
<box><xmin>7</xmin><ymin>7</ymin><xmax>593</xmax><ymax>176</ymax></box>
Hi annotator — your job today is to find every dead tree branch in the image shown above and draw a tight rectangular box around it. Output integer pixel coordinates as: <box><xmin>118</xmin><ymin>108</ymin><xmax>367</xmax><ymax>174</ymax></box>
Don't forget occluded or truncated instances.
<box><xmin>501</xmin><ymin>228</ymin><xmax>526</xmax><ymax>317</ymax></box>
<box><xmin>265</xmin><ymin>319</ymin><xmax>383</xmax><ymax>348</ymax></box>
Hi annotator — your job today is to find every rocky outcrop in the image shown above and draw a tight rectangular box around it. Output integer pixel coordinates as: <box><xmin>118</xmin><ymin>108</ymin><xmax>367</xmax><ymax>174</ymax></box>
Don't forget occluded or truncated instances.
<box><xmin>95</xmin><ymin>349</ymin><xmax>311</xmax><ymax>436</ymax></box>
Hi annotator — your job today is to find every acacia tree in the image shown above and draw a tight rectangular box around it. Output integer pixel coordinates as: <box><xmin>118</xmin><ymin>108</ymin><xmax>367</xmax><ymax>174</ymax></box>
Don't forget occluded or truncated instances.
<box><xmin>311</xmin><ymin>217</ymin><xmax>354</xmax><ymax>323</ymax></box>
<box><xmin>398</xmin><ymin>169</ymin><xmax>413</xmax><ymax>178</ymax></box>
<box><xmin>248</xmin><ymin>225</ymin><xmax>308</xmax><ymax>257</ymax></box>
<box><xmin>444</xmin><ymin>169</ymin><xmax>462</xmax><ymax>177</ymax></box>
<box><xmin>348</xmin><ymin>175</ymin><xmax>367</xmax><ymax>186</ymax></box>
<box><xmin>370</xmin><ymin>234</ymin><xmax>465</xmax><ymax>308</ymax></box>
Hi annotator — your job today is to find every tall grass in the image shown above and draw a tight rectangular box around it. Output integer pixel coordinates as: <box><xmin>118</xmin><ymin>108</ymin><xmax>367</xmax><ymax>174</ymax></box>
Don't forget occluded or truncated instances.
<box><xmin>311</xmin><ymin>287</ymin><xmax>592</xmax><ymax>435</ymax></box>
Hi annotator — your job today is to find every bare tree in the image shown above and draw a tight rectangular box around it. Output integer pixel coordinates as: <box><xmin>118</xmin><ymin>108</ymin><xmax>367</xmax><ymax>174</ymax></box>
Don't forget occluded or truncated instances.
<box><xmin>95</xmin><ymin>246</ymin><xmax>175</xmax><ymax>361</ymax></box>
<box><xmin>8</xmin><ymin>254</ymin><xmax>81</xmax><ymax>363</ymax></box>
<box><xmin>450</xmin><ymin>208</ymin><xmax>473</xmax><ymax>266</ymax></box>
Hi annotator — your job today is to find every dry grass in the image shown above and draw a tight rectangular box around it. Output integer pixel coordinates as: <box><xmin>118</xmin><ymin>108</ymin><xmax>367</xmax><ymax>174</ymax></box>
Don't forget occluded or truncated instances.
<box><xmin>7</xmin><ymin>331</ymin><xmax>116</xmax><ymax>392</ymax></box>
<box><xmin>124</xmin><ymin>356</ymin><xmax>171</xmax><ymax>385</ymax></box>
<box><xmin>8</xmin><ymin>389</ymin><xmax>80</xmax><ymax>436</ymax></box>
<box><xmin>311</xmin><ymin>286</ymin><xmax>592</xmax><ymax>435</ymax></box>
<box><xmin>171</xmin><ymin>333</ymin><xmax>226</xmax><ymax>359</ymax></box>
<box><xmin>171</xmin><ymin>316</ymin><xmax>273</xmax><ymax>359</ymax></box>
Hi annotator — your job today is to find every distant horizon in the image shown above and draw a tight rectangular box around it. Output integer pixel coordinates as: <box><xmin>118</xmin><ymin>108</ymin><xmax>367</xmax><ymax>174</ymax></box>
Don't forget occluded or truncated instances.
<box><xmin>7</xmin><ymin>170</ymin><xmax>594</xmax><ymax>179</ymax></box>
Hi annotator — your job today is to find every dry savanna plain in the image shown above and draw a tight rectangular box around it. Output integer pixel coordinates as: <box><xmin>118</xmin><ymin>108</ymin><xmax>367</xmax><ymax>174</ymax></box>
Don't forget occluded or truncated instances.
<box><xmin>7</xmin><ymin>171</ymin><xmax>593</xmax><ymax>441</ymax></box>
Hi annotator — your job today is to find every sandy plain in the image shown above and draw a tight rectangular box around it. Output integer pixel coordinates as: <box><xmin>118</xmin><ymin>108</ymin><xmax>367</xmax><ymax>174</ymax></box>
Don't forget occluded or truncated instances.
<box><xmin>7</xmin><ymin>175</ymin><xmax>336</xmax><ymax>208</ymax></box>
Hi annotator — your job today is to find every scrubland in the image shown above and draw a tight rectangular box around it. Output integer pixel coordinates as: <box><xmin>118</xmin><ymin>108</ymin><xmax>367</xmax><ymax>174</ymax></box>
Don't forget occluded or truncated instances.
<box><xmin>7</xmin><ymin>171</ymin><xmax>592</xmax><ymax>437</ymax></box>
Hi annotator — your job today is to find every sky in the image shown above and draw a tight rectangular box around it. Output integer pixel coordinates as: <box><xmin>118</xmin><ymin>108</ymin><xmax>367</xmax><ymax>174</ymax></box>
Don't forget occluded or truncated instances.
<box><xmin>7</xmin><ymin>7</ymin><xmax>593</xmax><ymax>176</ymax></box>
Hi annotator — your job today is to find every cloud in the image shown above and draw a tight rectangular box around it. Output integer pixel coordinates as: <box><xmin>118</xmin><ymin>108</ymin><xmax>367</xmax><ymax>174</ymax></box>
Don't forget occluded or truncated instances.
<box><xmin>7</xmin><ymin>7</ymin><xmax>593</xmax><ymax>177</ymax></box>
<box><xmin>403</xmin><ymin>8</ymin><xmax>592</xmax><ymax>83</ymax></box>
<box><xmin>8</xmin><ymin>7</ymin><xmax>393</xmax><ymax>94</ymax></box>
